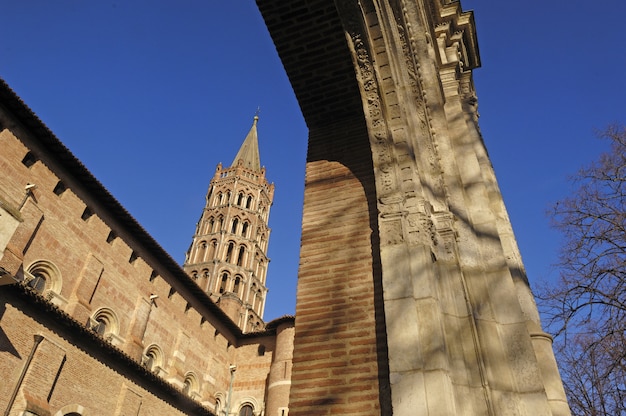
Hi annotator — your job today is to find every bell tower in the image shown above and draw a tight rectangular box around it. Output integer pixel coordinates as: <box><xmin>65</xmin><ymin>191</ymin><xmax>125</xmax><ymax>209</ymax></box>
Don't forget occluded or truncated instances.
<box><xmin>184</xmin><ymin>116</ymin><xmax>274</xmax><ymax>332</ymax></box>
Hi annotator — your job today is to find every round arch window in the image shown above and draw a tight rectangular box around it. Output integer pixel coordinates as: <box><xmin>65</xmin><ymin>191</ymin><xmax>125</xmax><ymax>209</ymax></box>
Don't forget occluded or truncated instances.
<box><xmin>239</xmin><ymin>404</ymin><xmax>254</xmax><ymax>416</ymax></box>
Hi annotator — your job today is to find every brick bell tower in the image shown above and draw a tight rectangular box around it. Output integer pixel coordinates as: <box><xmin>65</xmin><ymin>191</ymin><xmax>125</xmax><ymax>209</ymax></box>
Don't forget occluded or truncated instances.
<box><xmin>183</xmin><ymin>116</ymin><xmax>274</xmax><ymax>332</ymax></box>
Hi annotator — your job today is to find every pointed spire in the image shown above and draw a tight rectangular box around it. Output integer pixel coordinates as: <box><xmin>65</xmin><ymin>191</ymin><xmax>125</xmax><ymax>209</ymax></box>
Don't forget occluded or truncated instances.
<box><xmin>231</xmin><ymin>116</ymin><xmax>261</xmax><ymax>171</ymax></box>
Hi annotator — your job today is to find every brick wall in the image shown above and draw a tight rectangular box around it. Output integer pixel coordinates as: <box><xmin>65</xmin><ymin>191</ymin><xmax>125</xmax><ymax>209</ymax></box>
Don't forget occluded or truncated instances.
<box><xmin>289</xmin><ymin>118</ymin><xmax>391</xmax><ymax>415</ymax></box>
<box><xmin>0</xmin><ymin>91</ymin><xmax>283</xmax><ymax>416</ymax></box>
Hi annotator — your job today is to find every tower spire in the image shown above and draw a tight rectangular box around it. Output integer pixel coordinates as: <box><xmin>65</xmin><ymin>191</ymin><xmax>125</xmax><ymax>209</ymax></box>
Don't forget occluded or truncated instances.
<box><xmin>183</xmin><ymin>117</ymin><xmax>274</xmax><ymax>333</ymax></box>
<box><xmin>231</xmin><ymin>115</ymin><xmax>261</xmax><ymax>171</ymax></box>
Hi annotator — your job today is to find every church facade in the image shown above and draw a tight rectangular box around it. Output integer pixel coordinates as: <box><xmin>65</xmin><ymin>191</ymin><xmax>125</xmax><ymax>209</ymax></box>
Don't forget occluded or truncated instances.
<box><xmin>0</xmin><ymin>1</ymin><xmax>570</xmax><ymax>415</ymax></box>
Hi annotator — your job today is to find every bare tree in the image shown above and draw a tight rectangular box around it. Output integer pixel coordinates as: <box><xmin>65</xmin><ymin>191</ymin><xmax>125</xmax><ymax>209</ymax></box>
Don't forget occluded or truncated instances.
<box><xmin>540</xmin><ymin>125</ymin><xmax>626</xmax><ymax>415</ymax></box>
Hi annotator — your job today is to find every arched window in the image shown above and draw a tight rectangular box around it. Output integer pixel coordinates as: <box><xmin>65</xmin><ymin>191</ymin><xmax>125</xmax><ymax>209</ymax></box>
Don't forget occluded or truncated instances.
<box><xmin>182</xmin><ymin>372</ymin><xmax>199</xmax><ymax>397</ymax></box>
<box><xmin>216</xmin><ymin>193</ymin><xmax>223</xmax><ymax>205</ymax></box>
<box><xmin>246</xmin><ymin>196</ymin><xmax>253</xmax><ymax>209</ymax></box>
<box><xmin>25</xmin><ymin>260</ymin><xmax>62</xmax><ymax>295</ymax></box>
<box><xmin>237</xmin><ymin>193</ymin><xmax>244</xmax><ymax>206</ymax></box>
<box><xmin>226</xmin><ymin>242</ymin><xmax>235</xmax><ymax>263</ymax></box>
<box><xmin>142</xmin><ymin>344</ymin><xmax>163</xmax><ymax>373</ymax></box>
<box><xmin>219</xmin><ymin>273</ymin><xmax>229</xmax><ymax>293</ymax></box>
<box><xmin>231</xmin><ymin>218</ymin><xmax>239</xmax><ymax>234</ymax></box>
<box><xmin>55</xmin><ymin>404</ymin><xmax>87</xmax><ymax>416</ymax></box>
<box><xmin>241</xmin><ymin>222</ymin><xmax>249</xmax><ymax>237</ymax></box>
<box><xmin>216</xmin><ymin>216</ymin><xmax>223</xmax><ymax>232</ymax></box>
<box><xmin>233</xmin><ymin>276</ymin><xmax>241</xmax><ymax>295</ymax></box>
<box><xmin>237</xmin><ymin>246</ymin><xmax>245</xmax><ymax>267</ymax></box>
<box><xmin>89</xmin><ymin>308</ymin><xmax>120</xmax><ymax>343</ymax></box>
<box><xmin>226</xmin><ymin>191</ymin><xmax>231</xmax><ymax>204</ymax></box>
<box><xmin>198</xmin><ymin>240</ymin><xmax>207</xmax><ymax>262</ymax></box>
<box><xmin>207</xmin><ymin>217</ymin><xmax>215</xmax><ymax>233</ymax></box>
<box><xmin>250</xmin><ymin>283</ymin><xmax>257</xmax><ymax>304</ymax></box>
<box><xmin>208</xmin><ymin>240</ymin><xmax>217</xmax><ymax>259</ymax></box>
<box><xmin>214</xmin><ymin>396</ymin><xmax>224</xmax><ymax>415</ymax></box>
<box><xmin>239</xmin><ymin>403</ymin><xmax>254</xmax><ymax>416</ymax></box>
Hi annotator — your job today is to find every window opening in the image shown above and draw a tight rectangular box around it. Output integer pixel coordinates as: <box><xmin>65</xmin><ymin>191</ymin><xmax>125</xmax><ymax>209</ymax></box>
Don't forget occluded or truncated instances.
<box><xmin>239</xmin><ymin>404</ymin><xmax>254</xmax><ymax>416</ymax></box>
<box><xmin>81</xmin><ymin>207</ymin><xmax>93</xmax><ymax>221</ymax></box>
<box><xmin>27</xmin><ymin>273</ymin><xmax>46</xmax><ymax>293</ymax></box>
<box><xmin>237</xmin><ymin>246</ymin><xmax>245</xmax><ymax>266</ymax></box>
<box><xmin>226</xmin><ymin>242</ymin><xmax>235</xmax><ymax>263</ymax></box>
<box><xmin>53</xmin><ymin>181</ymin><xmax>66</xmax><ymax>196</ymax></box>
<box><xmin>219</xmin><ymin>273</ymin><xmax>228</xmax><ymax>293</ymax></box>
<box><xmin>21</xmin><ymin>151</ymin><xmax>37</xmax><ymax>167</ymax></box>
<box><xmin>233</xmin><ymin>276</ymin><xmax>241</xmax><ymax>294</ymax></box>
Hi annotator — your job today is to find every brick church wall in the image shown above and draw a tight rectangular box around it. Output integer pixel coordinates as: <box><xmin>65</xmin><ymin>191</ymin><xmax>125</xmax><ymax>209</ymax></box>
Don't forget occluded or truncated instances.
<box><xmin>0</xmin><ymin>84</ymin><xmax>286</xmax><ymax>416</ymax></box>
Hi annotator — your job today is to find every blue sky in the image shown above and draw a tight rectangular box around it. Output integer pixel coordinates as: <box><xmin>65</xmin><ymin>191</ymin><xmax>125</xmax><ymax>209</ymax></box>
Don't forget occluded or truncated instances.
<box><xmin>1</xmin><ymin>1</ymin><xmax>624</xmax><ymax>322</ymax></box>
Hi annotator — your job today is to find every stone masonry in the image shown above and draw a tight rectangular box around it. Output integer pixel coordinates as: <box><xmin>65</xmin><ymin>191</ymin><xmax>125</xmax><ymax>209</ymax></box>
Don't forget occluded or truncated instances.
<box><xmin>257</xmin><ymin>0</ymin><xmax>570</xmax><ymax>415</ymax></box>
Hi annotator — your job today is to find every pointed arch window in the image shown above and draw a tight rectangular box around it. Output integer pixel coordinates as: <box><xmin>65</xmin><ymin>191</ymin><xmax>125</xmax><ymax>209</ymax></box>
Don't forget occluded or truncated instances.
<box><xmin>241</xmin><ymin>222</ymin><xmax>249</xmax><ymax>238</ymax></box>
<box><xmin>226</xmin><ymin>191</ymin><xmax>231</xmax><ymax>205</ymax></box>
<box><xmin>246</xmin><ymin>196</ymin><xmax>253</xmax><ymax>209</ymax></box>
<box><xmin>231</xmin><ymin>218</ymin><xmax>239</xmax><ymax>234</ymax></box>
<box><xmin>207</xmin><ymin>217</ymin><xmax>215</xmax><ymax>233</ymax></box>
<box><xmin>237</xmin><ymin>193</ymin><xmax>244</xmax><ymax>206</ymax></box>
<box><xmin>216</xmin><ymin>216</ymin><xmax>224</xmax><ymax>232</ymax></box>
<box><xmin>216</xmin><ymin>193</ymin><xmax>223</xmax><ymax>205</ymax></box>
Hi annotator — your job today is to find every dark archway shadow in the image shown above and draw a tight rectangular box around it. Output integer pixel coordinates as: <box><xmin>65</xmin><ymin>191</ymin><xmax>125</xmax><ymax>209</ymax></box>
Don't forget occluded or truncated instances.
<box><xmin>0</xmin><ymin>301</ymin><xmax>22</xmax><ymax>358</ymax></box>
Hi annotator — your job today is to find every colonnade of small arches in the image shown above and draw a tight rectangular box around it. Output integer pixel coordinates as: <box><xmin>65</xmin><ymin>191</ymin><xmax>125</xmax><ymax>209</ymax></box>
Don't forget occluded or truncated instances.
<box><xmin>213</xmin><ymin>190</ymin><xmax>256</xmax><ymax>210</ymax></box>
<box><xmin>190</xmin><ymin>241</ymin><xmax>267</xmax><ymax>274</ymax></box>
<box><xmin>189</xmin><ymin>268</ymin><xmax>266</xmax><ymax>315</ymax></box>
<box><xmin>195</xmin><ymin>215</ymin><xmax>268</xmax><ymax>243</ymax></box>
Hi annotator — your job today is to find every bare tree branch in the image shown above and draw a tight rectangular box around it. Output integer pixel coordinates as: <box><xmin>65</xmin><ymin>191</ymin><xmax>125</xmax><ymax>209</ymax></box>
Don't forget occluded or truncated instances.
<box><xmin>539</xmin><ymin>125</ymin><xmax>626</xmax><ymax>415</ymax></box>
